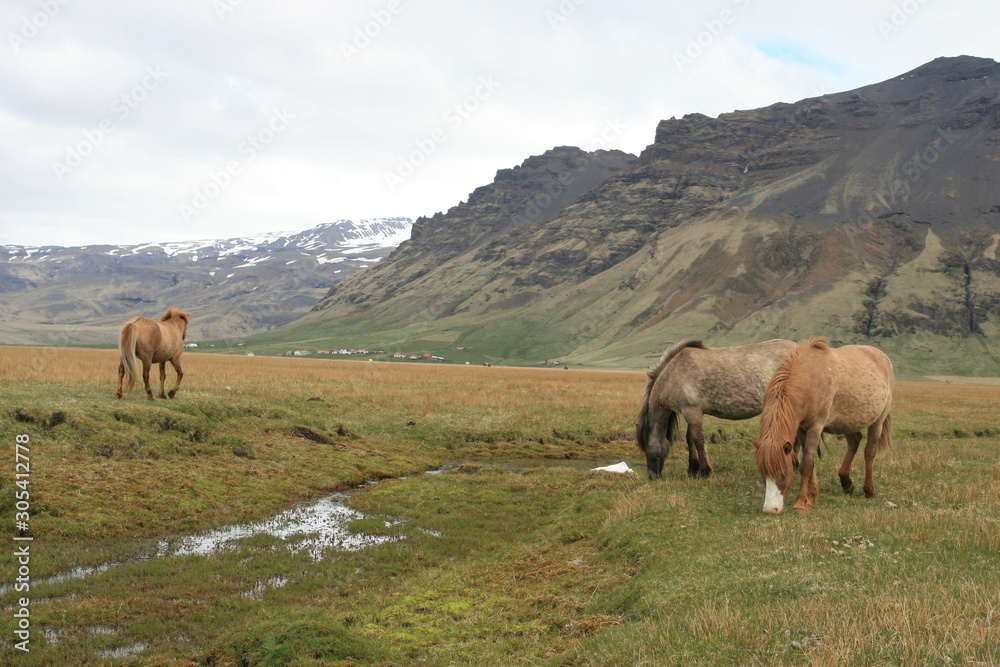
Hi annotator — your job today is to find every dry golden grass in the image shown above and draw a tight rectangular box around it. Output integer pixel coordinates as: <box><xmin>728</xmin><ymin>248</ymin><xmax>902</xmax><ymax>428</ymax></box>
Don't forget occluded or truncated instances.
<box><xmin>0</xmin><ymin>345</ymin><xmax>645</xmax><ymax>440</ymax></box>
<box><xmin>4</xmin><ymin>347</ymin><xmax>995</xmax><ymax>432</ymax></box>
<box><xmin>894</xmin><ymin>380</ymin><xmax>1000</xmax><ymax>431</ymax></box>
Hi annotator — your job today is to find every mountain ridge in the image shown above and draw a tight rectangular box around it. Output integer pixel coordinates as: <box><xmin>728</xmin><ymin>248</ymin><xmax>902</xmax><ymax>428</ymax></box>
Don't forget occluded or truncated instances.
<box><xmin>0</xmin><ymin>218</ymin><xmax>412</xmax><ymax>345</ymax></box>
<box><xmin>278</xmin><ymin>56</ymin><xmax>1000</xmax><ymax>375</ymax></box>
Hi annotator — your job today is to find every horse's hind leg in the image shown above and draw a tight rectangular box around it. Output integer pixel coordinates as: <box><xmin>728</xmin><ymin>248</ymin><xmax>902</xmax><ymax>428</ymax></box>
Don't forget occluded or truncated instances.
<box><xmin>838</xmin><ymin>432</ymin><xmax>863</xmax><ymax>495</ymax></box>
<box><xmin>115</xmin><ymin>362</ymin><xmax>125</xmax><ymax>399</ymax></box>
<box><xmin>141</xmin><ymin>360</ymin><xmax>154</xmax><ymax>400</ymax></box>
<box><xmin>682</xmin><ymin>409</ymin><xmax>711</xmax><ymax>478</ymax></box>
<box><xmin>862</xmin><ymin>423</ymin><xmax>882</xmax><ymax>498</ymax></box>
<box><xmin>167</xmin><ymin>358</ymin><xmax>183</xmax><ymax>399</ymax></box>
<box><xmin>157</xmin><ymin>362</ymin><xmax>168</xmax><ymax>399</ymax></box>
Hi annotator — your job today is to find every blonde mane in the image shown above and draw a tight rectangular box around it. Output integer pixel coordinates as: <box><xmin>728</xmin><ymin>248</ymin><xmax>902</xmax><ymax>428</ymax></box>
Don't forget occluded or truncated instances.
<box><xmin>160</xmin><ymin>307</ymin><xmax>190</xmax><ymax>323</ymax></box>
<box><xmin>755</xmin><ymin>339</ymin><xmax>829</xmax><ymax>478</ymax></box>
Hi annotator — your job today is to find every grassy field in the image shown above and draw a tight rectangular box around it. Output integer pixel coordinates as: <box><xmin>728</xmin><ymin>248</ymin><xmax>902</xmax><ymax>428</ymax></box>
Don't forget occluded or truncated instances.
<box><xmin>0</xmin><ymin>346</ymin><xmax>998</xmax><ymax>665</ymax></box>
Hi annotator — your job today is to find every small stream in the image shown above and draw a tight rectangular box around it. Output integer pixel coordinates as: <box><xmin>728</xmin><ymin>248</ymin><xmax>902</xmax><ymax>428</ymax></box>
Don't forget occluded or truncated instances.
<box><xmin>2</xmin><ymin>461</ymin><xmax>632</xmax><ymax>598</ymax></box>
<box><xmin>1</xmin><ymin>489</ymin><xmax>399</xmax><ymax>598</ymax></box>
<box><xmin>3</xmin><ymin>461</ymin><xmax>635</xmax><ymax>659</ymax></box>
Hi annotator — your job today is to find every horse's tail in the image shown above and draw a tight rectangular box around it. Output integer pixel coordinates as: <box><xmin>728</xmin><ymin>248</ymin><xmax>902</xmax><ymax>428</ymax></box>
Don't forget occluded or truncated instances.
<box><xmin>635</xmin><ymin>341</ymin><xmax>705</xmax><ymax>451</ymax></box>
<box><xmin>119</xmin><ymin>322</ymin><xmax>139</xmax><ymax>392</ymax></box>
<box><xmin>635</xmin><ymin>383</ymin><xmax>654</xmax><ymax>452</ymax></box>
<box><xmin>877</xmin><ymin>411</ymin><xmax>893</xmax><ymax>452</ymax></box>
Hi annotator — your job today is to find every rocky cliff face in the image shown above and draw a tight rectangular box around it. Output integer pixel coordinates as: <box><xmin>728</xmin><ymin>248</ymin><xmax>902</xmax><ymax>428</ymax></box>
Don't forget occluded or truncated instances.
<box><xmin>313</xmin><ymin>146</ymin><xmax>638</xmax><ymax>315</ymax></box>
<box><xmin>301</xmin><ymin>56</ymin><xmax>1000</xmax><ymax>374</ymax></box>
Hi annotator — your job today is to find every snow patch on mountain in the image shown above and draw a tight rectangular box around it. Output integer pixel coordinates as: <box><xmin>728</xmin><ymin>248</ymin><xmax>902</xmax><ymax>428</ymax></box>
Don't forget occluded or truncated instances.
<box><xmin>2</xmin><ymin>218</ymin><xmax>412</xmax><ymax>263</ymax></box>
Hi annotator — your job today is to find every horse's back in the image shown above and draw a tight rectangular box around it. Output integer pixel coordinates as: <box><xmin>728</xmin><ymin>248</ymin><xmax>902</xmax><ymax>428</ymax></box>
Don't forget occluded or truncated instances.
<box><xmin>121</xmin><ymin>316</ymin><xmax>159</xmax><ymax>343</ymax></box>
<box><xmin>123</xmin><ymin>316</ymin><xmax>175</xmax><ymax>361</ymax></box>
<box><xmin>833</xmin><ymin>345</ymin><xmax>893</xmax><ymax>391</ymax></box>
<box><xmin>656</xmin><ymin>340</ymin><xmax>795</xmax><ymax>419</ymax></box>
<box><xmin>824</xmin><ymin>345</ymin><xmax>893</xmax><ymax>429</ymax></box>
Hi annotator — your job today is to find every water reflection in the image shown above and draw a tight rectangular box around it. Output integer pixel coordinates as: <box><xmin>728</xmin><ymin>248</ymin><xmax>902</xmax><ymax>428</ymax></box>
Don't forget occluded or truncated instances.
<box><xmin>1</xmin><ymin>493</ymin><xmax>397</xmax><ymax>597</ymax></box>
<box><xmin>156</xmin><ymin>493</ymin><xmax>398</xmax><ymax>561</ymax></box>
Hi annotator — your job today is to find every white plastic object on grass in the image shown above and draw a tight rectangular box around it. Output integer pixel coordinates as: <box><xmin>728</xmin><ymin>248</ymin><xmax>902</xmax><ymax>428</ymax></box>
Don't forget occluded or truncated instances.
<box><xmin>592</xmin><ymin>461</ymin><xmax>634</xmax><ymax>474</ymax></box>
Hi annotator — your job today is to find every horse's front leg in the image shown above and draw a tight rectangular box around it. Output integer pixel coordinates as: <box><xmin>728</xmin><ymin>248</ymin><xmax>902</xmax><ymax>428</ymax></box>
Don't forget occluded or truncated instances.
<box><xmin>167</xmin><ymin>358</ymin><xmax>183</xmax><ymax>399</ymax></box>
<box><xmin>682</xmin><ymin>409</ymin><xmax>711</xmax><ymax>478</ymax></box>
<box><xmin>157</xmin><ymin>362</ymin><xmax>168</xmax><ymax>399</ymax></box>
<box><xmin>838</xmin><ymin>432</ymin><xmax>863</xmax><ymax>495</ymax></box>
<box><xmin>792</xmin><ymin>428</ymin><xmax>822</xmax><ymax>513</ymax></box>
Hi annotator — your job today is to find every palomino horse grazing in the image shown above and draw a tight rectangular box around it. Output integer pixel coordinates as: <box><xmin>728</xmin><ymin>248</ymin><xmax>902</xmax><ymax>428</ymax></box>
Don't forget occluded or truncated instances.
<box><xmin>754</xmin><ymin>339</ymin><xmax>893</xmax><ymax>514</ymax></box>
<box><xmin>636</xmin><ymin>339</ymin><xmax>796</xmax><ymax>480</ymax></box>
<box><xmin>115</xmin><ymin>308</ymin><xmax>190</xmax><ymax>400</ymax></box>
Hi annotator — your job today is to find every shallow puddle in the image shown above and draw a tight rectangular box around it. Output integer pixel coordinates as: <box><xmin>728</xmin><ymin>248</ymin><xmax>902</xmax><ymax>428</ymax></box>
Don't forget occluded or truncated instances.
<box><xmin>242</xmin><ymin>576</ymin><xmax>291</xmax><ymax>600</ymax></box>
<box><xmin>156</xmin><ymin>492</ymin><xmax>398</xmax><ymax>561</ymax></box>
<box><xmin>3</xmin><ymin>491</ymin><xmax>399</xmax><ymax>598</ymax></box>
<box><xmin>99</xmin><ymin>641</ymin><xmax>149</xmax><ymax>659</ymax></box>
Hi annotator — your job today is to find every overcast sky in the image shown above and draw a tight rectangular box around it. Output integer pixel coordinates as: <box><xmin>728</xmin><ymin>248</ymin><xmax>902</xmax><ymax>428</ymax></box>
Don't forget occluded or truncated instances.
<box><xmin>1</xmin><ymin>0</ymin><xmax>997</xmax><ymax>248</ymax></box>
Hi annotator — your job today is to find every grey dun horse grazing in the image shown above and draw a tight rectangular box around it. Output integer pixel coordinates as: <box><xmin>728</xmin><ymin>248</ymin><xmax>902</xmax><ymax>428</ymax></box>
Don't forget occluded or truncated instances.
<box><xmin>636</xmin><ymin>339</ymin><xmax>797</xmax><ymax>480</ymax></box>
<box><xmin>115</xmin><ymin>308</ymin><xmax>190</xmax><ymax>400</ymax></box>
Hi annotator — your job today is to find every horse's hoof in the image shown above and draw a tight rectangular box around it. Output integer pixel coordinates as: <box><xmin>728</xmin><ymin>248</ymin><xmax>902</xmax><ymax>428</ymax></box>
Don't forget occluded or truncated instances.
<box><xmin>864</xmin><ymin>488</ymin><xmax>876</xmax><ymax>499</ymax></box>
<box><xmin>168</xmin><ymin>390</ymin><xmax>176</xmax><ymax>399</ymax></box>
<box><xmin>792</xmin><ymin>504</ymin><xmax>809</xmax><ymax>514</ymax></box>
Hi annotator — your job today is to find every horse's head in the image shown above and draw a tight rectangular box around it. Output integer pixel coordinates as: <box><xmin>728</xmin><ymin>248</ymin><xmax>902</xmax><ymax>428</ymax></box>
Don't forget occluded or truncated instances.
<box><xmin>161</xmin><ymin>308</ymin><xmax>191</xmax><ymax>340</ymax></box>
<box><xmin>645</xmin><ymin>448</ymin><xmax>666</xmax><ymax>481</ymax></box>
<box><xmin>636</xmin><ymin>412</ymin><xmax>669</xmax><ymax>481</ymax></box>
<box><xmin>754</xmin><ymin>439</ymin><xmax>795</xmax><ymax>514</ymax></box>
<box><xmin>176</xmin><ymin>312</ymin><xmax>189</xmax><ymax>340</ymax></box>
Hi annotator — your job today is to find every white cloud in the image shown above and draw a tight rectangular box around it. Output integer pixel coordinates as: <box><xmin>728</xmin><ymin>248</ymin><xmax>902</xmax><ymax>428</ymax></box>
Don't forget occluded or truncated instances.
<box><xmin>0</xmin><ymin>0</ymin><xmax>998</xmax><ymax>246</ymax></box>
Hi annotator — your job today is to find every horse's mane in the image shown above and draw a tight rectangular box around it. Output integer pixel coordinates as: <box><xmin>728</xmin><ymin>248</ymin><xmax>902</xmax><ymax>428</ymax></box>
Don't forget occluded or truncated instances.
<box><xmin>635</xmin><ymin>341</ymin><xmax>707</xmax><ymax>452</ymax></box>
<box><xmin>646</xmin><ymin>340</ymin><xmax>708</xmax><ymax>383</ymax></box>
<box><xmin>160</xmin><ymin>307</ymin><xmax>190</xmax><ymax>323</ymax></box>
<box><xmin>755</xmin><ymin>338</ymin><xmax>829</xmax><ymax>478</ymax></box>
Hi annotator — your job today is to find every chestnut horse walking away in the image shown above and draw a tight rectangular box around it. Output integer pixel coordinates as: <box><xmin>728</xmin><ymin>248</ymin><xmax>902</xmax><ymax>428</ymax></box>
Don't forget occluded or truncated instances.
<box><xmin>754</xmin><ymin>339</ymin><xmax>893</xmax><ymax>515</ymax></box>
<box><xmin>636</xmin><ymin>339</ymin><xmax>796</xmax><ymax>480</ymax></box>
<box><xmin>115</xmin><ymin>308</ymin><xmax>190</xmax><ymax>400</ymax></box>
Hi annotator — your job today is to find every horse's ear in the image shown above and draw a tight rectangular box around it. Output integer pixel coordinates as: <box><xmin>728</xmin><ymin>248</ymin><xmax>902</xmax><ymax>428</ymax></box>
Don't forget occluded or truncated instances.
<box><xmin>751</xmin><ymin>440</ymin><xmax>760</xmax><ymax>450</ymax></box>
<box><xmin>782</xmin><ymin>441</ymin><xmax>793</xmax><ymax>455</ymax></box>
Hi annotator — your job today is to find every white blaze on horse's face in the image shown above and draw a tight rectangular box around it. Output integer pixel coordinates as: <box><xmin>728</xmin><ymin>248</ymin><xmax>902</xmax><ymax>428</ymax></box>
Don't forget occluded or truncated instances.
<box><xmin>763</xmin><ymin>478</ymin><xmax>785</xmax><ymax>514</ymax></box>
